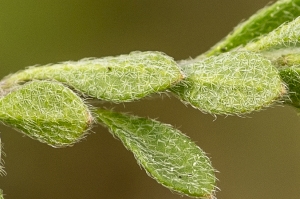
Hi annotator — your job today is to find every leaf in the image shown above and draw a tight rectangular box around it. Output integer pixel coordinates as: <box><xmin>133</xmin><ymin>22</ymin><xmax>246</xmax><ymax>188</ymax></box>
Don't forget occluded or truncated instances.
<box><xmin>1</xmin><ymin>51</ymin><xmax>183</xmax><ymax>102</ymax></box>
<box><xmin>0</xmin><ymin>80</ymin><xmax>92</xmax><ymax>147</ymax></box>
<box><xmin>0</xmin><ymin>138</ymin><xmax>4</xmax><ymax>176</ymax></box>
<box><xmin>96</xmin><ymin>109</ymin><xmax>217</xmax><ymax>198</ymax></box>
<box><xmin>279</xmin><ymin>66</ymin><xmax>300</xmax><ymax>107</ymax></box>
<box><xmin>0</xmin><ymin>138</ymin><xmax>4</xmax><ymax>199</ymax></box>
<box><xmin>245</xmin><ymin>16</ymin><xmax>300</xmax><ymax>52</ymax></box>
<box><xmin>202</xmin><ymin>0</ymin><xmax>300</xmax><ymax>57</ymax></box>
<box><xmin>0</xmin><ymin>189</ymin><xmax>4</xmax><ymax>199</ymax></box>
<box><xmin>171</xmin><ymin>51</ymin><xmax>284</xmax><ymax>115</ymax></box>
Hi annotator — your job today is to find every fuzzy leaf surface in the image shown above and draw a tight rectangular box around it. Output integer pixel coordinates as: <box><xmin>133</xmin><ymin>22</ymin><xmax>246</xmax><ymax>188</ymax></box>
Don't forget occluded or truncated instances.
<box><xmin>0</xmin><ymin>81</ymin><xmax>92</xmax><ymax>147</ymax></box>
<box><xmin>0</xmin><ymin>138</ymin><xmax>4</xmax><ymax>176</ymax></box>
<box><xmin>96</xmin><ymin>109</ymin><xmax>216</xmax><ymax>198</ymax></box>
<box><xmin>203</xmin><ymin>0</ymin><xmax>300</xmax><ymax>57</ymax></box>
<box><xmin>171</xmin><ymin>51</ymin><xmax>283</xmax><ymax>115</ymax></box>
<box><xmin>245</xmin><ymin>16</ymin><xmax>300</xmax><ymax>52</ymax></box>
<box><xmin>2</xmin><ymin>51</ymin><xmax>183</xmax><ymax>102</ymax></box>
<box><xmin>279</xmin><ymin>66</ymin><xmax>300</xmax><ymax>107</ymax></box>
<box><xmin>0</xmin><ymin>138</ymin><xmax>3</xmax><ymax>199</ymax></box>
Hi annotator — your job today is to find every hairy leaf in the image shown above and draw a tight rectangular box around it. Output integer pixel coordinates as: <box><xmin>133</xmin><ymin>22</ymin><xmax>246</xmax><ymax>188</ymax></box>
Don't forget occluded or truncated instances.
<box><xmin>171</xmin><ymin>51</ymin><xmax>284</xmax><ymax>115</ymax></box>
<box><xmin>1</xmin><ymin>51</ymin><xmax>183</xmax><ymax>102</ymax></box>
<box><xmin>279</xmin><ymin>66</ymin><xmax>300</xmax><ymax>107</ymax></box>
<box><xmin>0</xmin><ymin>138</ymin><xmax>4</xmax><ymax>176</ymax></box>
<box><xmin>245</xmin><ymin>16</ymin><xmax>300</xmax><ymax>52</ymax></box>
<box><xmin>203</xmin><ymin>0</ymin><xmax>300</xmax><ymax>57</ymax></box>
<box><xmin>0</xmin><ymin>81</ymin><xmax>92</xmax><ymax>147</ymax></box>
<box><xmin>96</xmin><ymin>109</ymin><xmax>217</xmax><ymax>198</ymax></box>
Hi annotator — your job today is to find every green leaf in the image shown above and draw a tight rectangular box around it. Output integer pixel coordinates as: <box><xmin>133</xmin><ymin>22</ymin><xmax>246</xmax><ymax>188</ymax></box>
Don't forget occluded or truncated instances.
<box><xmin>1</xmin><ymin>51</ymin><xmax>183</xmax><ymax>102</ymax></box>
<box><xmin>171</xmin><ymin>51</ymin><xmax>284</xmax><ymax>115</ymax></box>
<box><xmin>0</xmin><ymin>138</ymin><xmax>4</xmax><ymax>199</ymax></box>
<box><xmin>277</xmin><ymin>58</ymin><xmax>300</xmax><ymax>111</ymax></box>
<box><xmin>96</xmin><ymin>109</ymin><xmax>217</xmax><ymax>198</ymax></box>
<box><xmin>0</xmin><ymin>80</ymin><xmax>92</xmax><ymax>147</ymax></box>
<box><xmin>279</xmin><ymin>66</ymin><xmax>300</xmax><ymax>107</ymax></box>
<box><xmin>203</xmin><ymin>0</ymin><xmax>300</xmax><ymax>57</ymax></box>
<box><xmin>0</xmin><ymin>189</ymin><xmax>4</xmax><ymax>199</ymax></box>
<box><xmin>245</xmin><ymin>16</ymin><xmax>300</xmax><ymax>52</ymax></box>
<box><xmin>0</xmin><ymin>138</ymin><xmax>4</xmax><ymax>176</ymax></box>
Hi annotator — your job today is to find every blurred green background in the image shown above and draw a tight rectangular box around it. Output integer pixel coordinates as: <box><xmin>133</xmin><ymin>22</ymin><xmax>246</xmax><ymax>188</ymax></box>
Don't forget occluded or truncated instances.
<box><xmin>1</xmin><ymin>0</ymin><xmax>300</xmax><ymax>198</ymax></box>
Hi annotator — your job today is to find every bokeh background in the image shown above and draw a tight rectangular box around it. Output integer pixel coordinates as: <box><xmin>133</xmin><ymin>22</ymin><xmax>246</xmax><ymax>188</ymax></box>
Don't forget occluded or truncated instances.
<box><xmin>1</xmin><ymin>0</ymin><xmax>300</xmax><ymax>198</ymax></box>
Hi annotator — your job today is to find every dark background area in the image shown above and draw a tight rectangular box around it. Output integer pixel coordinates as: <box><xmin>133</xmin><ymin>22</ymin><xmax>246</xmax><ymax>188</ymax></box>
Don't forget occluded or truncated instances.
<box><xmin>1</xmin><ymin>1</ymin><xmax>300</xmax><ymax>198</ymax></box>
